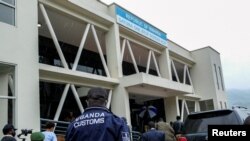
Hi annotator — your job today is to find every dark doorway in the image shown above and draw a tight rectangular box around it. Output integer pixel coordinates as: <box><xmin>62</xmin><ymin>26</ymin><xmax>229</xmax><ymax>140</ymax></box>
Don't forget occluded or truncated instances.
<box><xmin>129</xmin><ymin>96</ymin><xmax>165</xmax><ymax>133</ymax></box>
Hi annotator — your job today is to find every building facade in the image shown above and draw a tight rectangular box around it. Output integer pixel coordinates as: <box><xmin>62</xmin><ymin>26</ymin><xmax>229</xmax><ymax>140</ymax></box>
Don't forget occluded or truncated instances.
<box><xmin>0</xmin><ymin>0</ymin><xmax>227</xmax><ymax>137</ymax></box>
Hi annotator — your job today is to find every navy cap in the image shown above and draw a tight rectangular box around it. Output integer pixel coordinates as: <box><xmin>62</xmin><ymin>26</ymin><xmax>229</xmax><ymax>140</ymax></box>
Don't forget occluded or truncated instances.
<box><xmin>2</xmin><ymin>124</ymin><xmax>17</xmax><ymax>134</ymax></box>
<box><xmin>87</xmin><ymin>87</ymin><xmax>108</xmax><ymax>100</ymax></box>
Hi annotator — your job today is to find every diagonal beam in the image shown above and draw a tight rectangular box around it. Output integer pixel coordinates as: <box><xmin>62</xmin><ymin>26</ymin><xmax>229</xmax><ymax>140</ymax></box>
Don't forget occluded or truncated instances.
<box><xmin>70</xmin><ymin>85</ymin><xmax>84</xmax><ymax>113</ymax></box>
<box><xmin>181</xmin><ymin>99</ymin><xmax>185</xmax><ymax>121</ymax></box>
<box><xmin>126</xmin><ymin>40</ymin><xmax>139</xmax><ymax>73</ymax></box>
<box><xmin>146</xmin><ymin>50</ymin><xmax>152</xmax><ymax>74</ymax></box>
<box><xmin>184</xmin><ymin>100</ymin><xmax>190</xmax><ymax>115</ymax></box>
<box><xmin>8</xmin><ymin>75</ymin><xmax>14</xmax><ymax>95</ymax></box>
<box><xmin>53</xmin><ymin>84</ymin><xmax>70</xmax><ymax>121</ymax></box>
<box><xmin>91</xmin><ymin>25</ymin><xmax>110</xmax><ymax>77</ymax></box>
<box><xmin>171</xmin><ymin>60</ymin><xmax>180</xmax><ymax>82</ymax></box>
<box><xmin>120</xmin><ymin>39</ymin><xmax>126</xmax><ymax>63</ymax></box>
<box><xmin>183</xmin><ymin>65</ymin><xmax>187</xmax><ymax>84</ymax></box>
<box><xmin>106</xmin><ymin>90</ymin><xmax>113</xmax><ymax>109</ymax></box>
<box><xmin>186</xmin><ymin>67</ymin><xmax>195</xmax><ymax>94</ymax></box>
<box><xmin>186</xmin><ymin>67</ymin><xmax>193</xmax><ymax>86</ymax></box>
<box><xmin>152</xmin><ymin>51</ymin><xmax>161</xmax><ymax>77</ymax></box>
<box><xmin>72</xmin><ymin>24</ymin><xmax>91</xmax><ymax>71</ymax></box>
<box><xmin>39</xmin><ymin>4</ymin><xmax>68</xmax><ymax>69</ymax></box>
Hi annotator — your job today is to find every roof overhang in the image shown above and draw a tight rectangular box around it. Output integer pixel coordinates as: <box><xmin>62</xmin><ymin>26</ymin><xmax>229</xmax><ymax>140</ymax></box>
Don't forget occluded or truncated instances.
<box><xmin>120</xmin><ymin>73</ymin><xmax>194</xmax><ymax>98</ymax></box>
<box><xmin>39</xmin><ymin>64</ymin><xmax>119</xmax><ymax>89</ymax></box>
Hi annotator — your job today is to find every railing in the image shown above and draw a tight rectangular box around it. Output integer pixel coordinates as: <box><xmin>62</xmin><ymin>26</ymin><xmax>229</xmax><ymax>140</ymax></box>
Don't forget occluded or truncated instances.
<box><xmin>131</xmin><ymin>131</ymin><xmax>142</xmax><ymax>141</ymax></box>
<box><xmin>41</xmin><ymin>118</ymin><xmax>142</xmax><ymax>141</ymax></box>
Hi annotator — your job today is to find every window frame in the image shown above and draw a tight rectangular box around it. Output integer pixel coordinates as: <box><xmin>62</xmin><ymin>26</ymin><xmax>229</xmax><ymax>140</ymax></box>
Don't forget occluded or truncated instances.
<box><xmin>213</xmin><ymin>64</ymin><xmax>220</xmax><ymax>90</ymax></box>
<box><xmin>0</xmin><ymin>62</ymin><xmax>17</xmax><ymax>128</ymax></box>
<box><xmin>0</xmin><ymin>0</ymin><xmax>16</xmax><ymax>26</ymax></box>
<box><xmin>218</xmin><ymin>66</ymin><xmax>225</xmax><ymax>91</ymax></box>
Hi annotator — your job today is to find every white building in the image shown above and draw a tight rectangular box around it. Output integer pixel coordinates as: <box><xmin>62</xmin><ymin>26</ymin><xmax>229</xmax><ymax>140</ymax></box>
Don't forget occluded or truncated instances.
<box><xmin>0</xmin><ymin>0</ymin><xmax>227</xmax><ymax>137</ymax></box>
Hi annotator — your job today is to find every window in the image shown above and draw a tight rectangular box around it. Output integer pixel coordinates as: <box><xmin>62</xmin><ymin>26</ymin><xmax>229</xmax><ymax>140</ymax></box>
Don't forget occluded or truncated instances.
<box><xmin>218</xmin><ymin>66</ymin><xmax>225</xmax><ymax>91</ymax></box>
<box><xmin>224</xmin><ymin>102</ymin><xmax>227</xmax><ymax>109</ymax></box>
<box><xmin>214</xmin><ymin>64</ymin><xmax>219</xmax><ymax>89</ymax></box>
<box><xmin>220</xmin><ymin>101</ymin><xmax>223</xmax><ymax>109</ymax></box>
<box><xmin>186</xmin><ymin>100</ymin><xmax>195</xmax><ymax>113</ymax></box>
<box><xmin>0</xmin><ymin>0</ymin><xmax>16</xmax><ymax>25</ymax></box>
<box><xmin>0</xmin><ymin>63</ymin><xmax>16</xmax><ymax>130</ymax></box>
<box><xmin>199</xmin><ymin>99</ymin><xmax>214</xmax><ymax>111</ymax></box>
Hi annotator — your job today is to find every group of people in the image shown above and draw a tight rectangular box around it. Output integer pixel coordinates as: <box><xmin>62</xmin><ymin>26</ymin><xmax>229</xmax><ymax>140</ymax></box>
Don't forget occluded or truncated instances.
<box><xmin>1</xmin><ymin>87</ymin><xmax>130</xmax><ymax>141</ymax></box>
<box><xmin>65</xmin><ymin>87</ymin><xmax>189</xmax><ymax>141</ymax></box>
<box><xmin>1</xmin><ymin>121</ymin><xmax>57</xmax><ymax>141</ymax></box>
<box><xmin>141</xmin><ymin>116</ymin><xmax>184</xmax><ymax>141</ymax></box>
<box><xmin>2</xmin><ymin>87</ymin><xmax>250</xmax><ymax>141</ymax></box>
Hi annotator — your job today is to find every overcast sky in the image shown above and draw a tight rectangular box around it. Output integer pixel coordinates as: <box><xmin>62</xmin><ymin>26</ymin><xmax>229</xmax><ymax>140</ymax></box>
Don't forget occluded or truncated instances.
<box><xmin>101</xmin><ymin>0</ymin><xmax>250</xmax><ymax>90</ymax></box>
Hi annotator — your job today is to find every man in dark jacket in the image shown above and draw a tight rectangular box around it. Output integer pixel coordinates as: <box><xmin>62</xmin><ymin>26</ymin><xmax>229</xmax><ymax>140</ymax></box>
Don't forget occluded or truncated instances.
<box><xmin>65</xmin><ymin>87</ymin><xmax>130</xmax><ymax>141</ymax></box>
<box><xmin>1</xmin><ymin>124</ymin><xmax>17</xmax><ymax>141</ymax></box>
<box><xmin>142</xmin><ymin>121</ymin><xmax>165</xmax><ymax>141</ymax></box>
<box><xmin>173</xmin><ymin>116</ymin><xmax>184</xmax><ymax>136</ymax></box>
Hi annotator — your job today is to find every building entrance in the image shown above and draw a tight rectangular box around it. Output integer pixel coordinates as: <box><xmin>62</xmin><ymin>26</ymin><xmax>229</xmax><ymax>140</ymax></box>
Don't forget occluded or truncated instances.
<box><xmin>129</xmin><ymin>94</ymin><xmax>166</xmax><ymax>133</ymax></box>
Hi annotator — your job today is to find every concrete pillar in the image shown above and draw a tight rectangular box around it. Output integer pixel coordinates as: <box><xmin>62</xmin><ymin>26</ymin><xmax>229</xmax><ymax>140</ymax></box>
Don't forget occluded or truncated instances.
<box><xmin>111</xmin><ymin>84</ymin><xmax>131</xmax><ymax>126</ymax></box>
<box><xmin>105</xmin><ymin>24</ymin><xmax>123</xmax><ymax>78</ymax></box>
<box><xmin>164</xmin><ymin>97</ymin><xmax>178</xmax><ymax>123</ymax></box>
<box><xmin>158</xmin><ymin>48</ymin><xmax>171</xmax><ymax>79</ymax></box>
<box><xmin>106</xmin><ymin>5</ymin><xmax>131</xmax><ymax>125</ymax></box>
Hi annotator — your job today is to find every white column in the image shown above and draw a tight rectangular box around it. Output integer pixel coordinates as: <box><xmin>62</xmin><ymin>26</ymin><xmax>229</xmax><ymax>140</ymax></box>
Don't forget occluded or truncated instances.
<box><xmin>111</xmin><ymin>85</ymin><xmax>131</xmax><ymax>126</ymax></box>
<box><xmin>165</xmin><ymin>97</ymin><xmax>178</xmax><ymax>122</ymax></box>
<box><xmin>105</xmin><ymin>24</ymin><xmax>123</xmax><ymax>78</ymax></box>
<box><xmin>158</xmin><ymin>48</ymin><xmax>171</xmax><ymax>79</ymax></box>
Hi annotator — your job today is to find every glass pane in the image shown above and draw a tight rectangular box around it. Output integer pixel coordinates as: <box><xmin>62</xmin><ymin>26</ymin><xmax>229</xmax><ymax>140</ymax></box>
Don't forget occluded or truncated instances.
<box><xmin>0</xmin><ymin>4</ymin><xmax>15</xmax><ymax>25</ymax></box>
<box><xmin>0</xmin><ymin>99</ymin><xmax>14</xmax><ymax>129</ymax></box>
<box><xmin>40</xmin><ymin>82</ymin><xmax>65</xmax><ymax>119</ymax></box>
<box><xmin>2</xmin><ymin>0</ymin><xmax>15</xmax><ymax>6</ymax></box>
<box><xmin>0</xmin><ymin>63</ymin><xmax>15</xmax><ymax>137</ymax></box>
<box><xmin>186</xmin><ymin>101</ymin><xmax>195</xmax><ymax>113</ymax></box>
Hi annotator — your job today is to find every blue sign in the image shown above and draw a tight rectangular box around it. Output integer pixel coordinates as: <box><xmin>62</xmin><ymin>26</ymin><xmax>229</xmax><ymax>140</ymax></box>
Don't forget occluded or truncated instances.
<box><xmin>116</xmin><ymin>6</ymin><xmax>167</xmax><ymax>46</ymax></box>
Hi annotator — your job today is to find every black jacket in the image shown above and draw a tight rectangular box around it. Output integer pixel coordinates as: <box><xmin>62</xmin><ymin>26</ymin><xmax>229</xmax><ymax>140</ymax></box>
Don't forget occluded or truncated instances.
<box><xmin>142</xmin><ymin>129</ymin><xmax>165</xmax><ymax>141</ymax></box>
<box><xmin>1</xmin><ymin>136</ymin><xmax>16</xmax><ymax>141</ymax></box>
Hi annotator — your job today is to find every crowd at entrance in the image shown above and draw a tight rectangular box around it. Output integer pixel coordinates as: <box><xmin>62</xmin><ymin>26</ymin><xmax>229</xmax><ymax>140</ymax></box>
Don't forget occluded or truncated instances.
<box><xmin>140</xmin><ymin>116</ymin><xmax>185</xmax><ymax>141</ymax></box>
<box><xmin>1</xmin><ymin>87</ymin><xmax>199</xmax><ymax>141</ymax></box>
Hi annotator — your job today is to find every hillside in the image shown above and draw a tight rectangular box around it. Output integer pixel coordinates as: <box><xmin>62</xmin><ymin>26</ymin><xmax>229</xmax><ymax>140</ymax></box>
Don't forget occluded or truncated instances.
<box><xmin>227</xmin><ymin>89</ymin><xmax>250</xmax><ymax>109</ymax></box>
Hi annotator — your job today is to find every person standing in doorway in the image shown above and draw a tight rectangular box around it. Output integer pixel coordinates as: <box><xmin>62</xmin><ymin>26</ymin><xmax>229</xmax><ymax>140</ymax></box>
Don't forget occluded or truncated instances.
<box><xmin>172</xmin><ymin>116</ymin><xmax>184</xmax><ymax>136</ymax></box>
<box><xmin>42</xmin><ymin>122</ymin><xmax>57</xmax><ymax>141</ymax></box>
<box><xmin>65</xmin><ymin>87</ymin><xmax>131</xmax><ymax>141</ymax></box>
